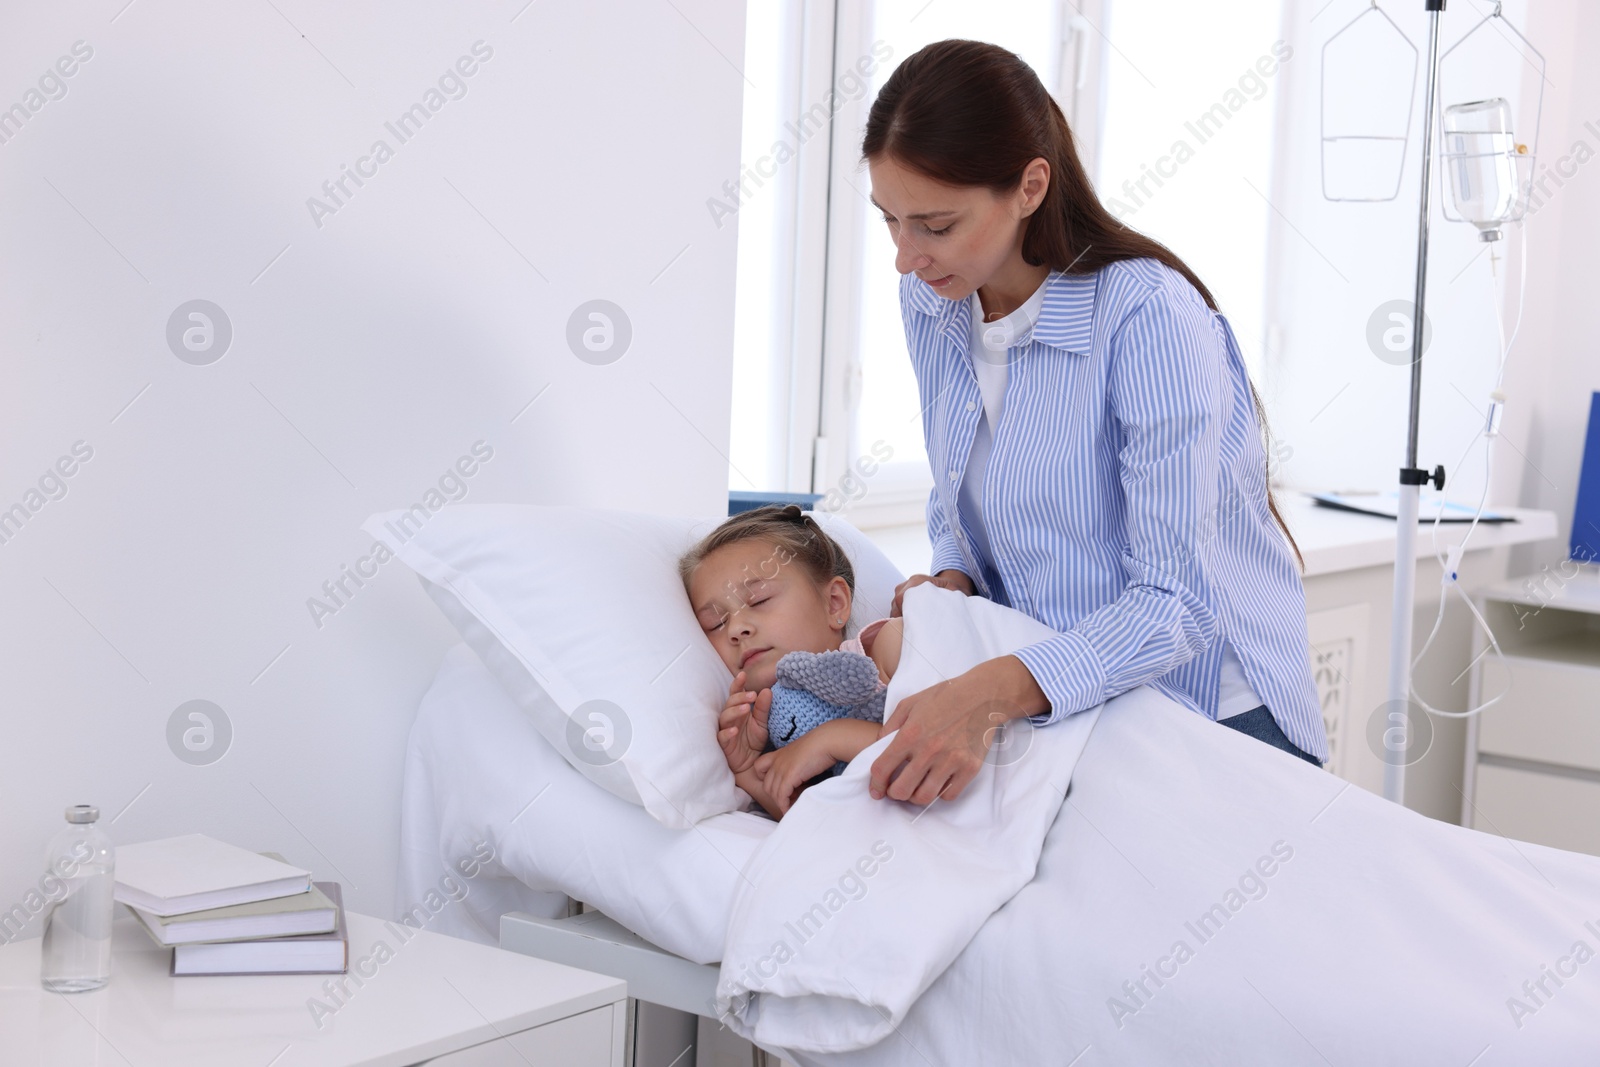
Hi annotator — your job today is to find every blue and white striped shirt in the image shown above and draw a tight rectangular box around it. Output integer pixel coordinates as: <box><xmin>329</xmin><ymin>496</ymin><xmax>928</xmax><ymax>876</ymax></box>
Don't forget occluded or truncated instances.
<box><xmin>901</xmin><ymin>258</ymin><xmax>1328</xmax><ymax>763</ymax></box>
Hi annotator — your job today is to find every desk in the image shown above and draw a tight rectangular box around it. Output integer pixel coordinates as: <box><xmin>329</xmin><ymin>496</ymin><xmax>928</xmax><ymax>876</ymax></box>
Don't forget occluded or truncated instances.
<box><xmin>0</xmin><ymin>911</ymin><xmax>627</xmax><ymax>1066</ymax></box>
<box><xmin>1280</xmin><ymin>493</ymin><xmax>1557</xmax><ymax>577</ymax></box>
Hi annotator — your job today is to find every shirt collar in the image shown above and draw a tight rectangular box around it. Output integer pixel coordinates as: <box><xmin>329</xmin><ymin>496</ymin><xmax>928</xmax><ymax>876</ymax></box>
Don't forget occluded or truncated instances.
<box><xmin>905</xmin><ymin>268</ymin><xmax>1098</xmax><ymax>356</ymax></box>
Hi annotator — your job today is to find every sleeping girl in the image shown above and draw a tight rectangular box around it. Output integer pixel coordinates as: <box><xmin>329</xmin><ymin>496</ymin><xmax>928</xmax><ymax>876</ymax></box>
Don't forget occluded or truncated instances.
<box><xmin>678</xmin><ymin>504</ymin><xmax>903</xmax><ymax>820</ymax></box>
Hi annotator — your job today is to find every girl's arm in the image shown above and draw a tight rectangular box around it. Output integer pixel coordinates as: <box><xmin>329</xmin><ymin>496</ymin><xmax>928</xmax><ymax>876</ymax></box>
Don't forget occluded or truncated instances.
<box><xmin>754</xmin><ymin>717</ymin><xmax>884</xmax><ymax>815</ymax></box>
<box><xmin>866</xmin><ymin>616</ymin><xmax>904</xmax><ymax>683</ymax></box>
<box><xmin>813</xmin><ymin>717</ymin><xmax>884</xmax><ymax>764</ymax></box>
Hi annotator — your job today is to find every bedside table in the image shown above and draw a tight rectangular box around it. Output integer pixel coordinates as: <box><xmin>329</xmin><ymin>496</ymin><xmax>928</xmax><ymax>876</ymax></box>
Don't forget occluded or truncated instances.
<box><xmin>1463</xmin><ymin>573</ymin><xmax>1600</xmax><ymax>857</ymax></box>
<box><xmin>0</xmin><ymin>910</ymin><xmax>627</xmax><ymax>1066</ymax></box>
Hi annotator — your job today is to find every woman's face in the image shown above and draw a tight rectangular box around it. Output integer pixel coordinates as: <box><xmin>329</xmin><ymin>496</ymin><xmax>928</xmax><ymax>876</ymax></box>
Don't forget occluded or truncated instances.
<box><xmin>867</xmin><ymin>154</ymin><xmax>1049</xmax><ymax>302</ymax></box>
<box><xmin>688</xmin><ymin>538</ymin><xmax>851</xmax><ymax>690</ymax></box>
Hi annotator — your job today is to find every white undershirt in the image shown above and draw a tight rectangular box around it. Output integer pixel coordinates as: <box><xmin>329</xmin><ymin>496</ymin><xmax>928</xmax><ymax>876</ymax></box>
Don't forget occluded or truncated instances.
<box><xmin>1216</xmin><ymin>641</ymin><xmax>1263</xmax><ymax>720</ymax></box>
<box><xmin>957</xmin><ymin>281</ymin><xmax>1049</xmax><ymax>600</ymax></box>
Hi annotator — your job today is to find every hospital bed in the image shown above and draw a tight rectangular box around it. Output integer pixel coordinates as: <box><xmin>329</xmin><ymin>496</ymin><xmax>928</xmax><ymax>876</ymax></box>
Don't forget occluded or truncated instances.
<box><xmin>379</xmin><ymin>499</ymin><xmax>1600</xmax><ymax>1062</ymax></box>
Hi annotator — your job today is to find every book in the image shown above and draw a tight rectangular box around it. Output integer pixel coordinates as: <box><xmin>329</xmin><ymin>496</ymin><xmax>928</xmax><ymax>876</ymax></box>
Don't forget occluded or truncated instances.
<box><xmin>114</xmin><ymin>833</ymin><xmax>311</xmax><ymax>916</ymax></box>
<box><xmin>171</xmin><ymin>882</ymin><xmax>348</xmax><ymax>976</ymax></box>
<box><xmin>131</xmin><ymin>882</ymin><xmax>337</xmax><ymax>946</ymax></box>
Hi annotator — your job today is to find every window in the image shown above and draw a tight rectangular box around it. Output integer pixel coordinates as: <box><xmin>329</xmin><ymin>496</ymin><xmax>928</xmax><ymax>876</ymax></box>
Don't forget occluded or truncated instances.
<box><xmin>817</xmin><ymin>0</ymin><xmax>1077</xmax><ymax>527</ymax></box>
<box><xmin>737</xmin><ymin>4</ymin><xmax>1305</xmax><ymax>528</ymax></box>
<box><xmin>730</xmin><ymin>1</ymin><xmax>1283</xmax><ymax>521</ymax></box>
<box><xmin>727</xmin><ymin>0</ymin><xmax>814</xmax><ymax>496</ymax></box>
<box><xmin>1095</xmin><ymin>0</ymin><xmax>1286</xmax><ymax>376</ymax></box>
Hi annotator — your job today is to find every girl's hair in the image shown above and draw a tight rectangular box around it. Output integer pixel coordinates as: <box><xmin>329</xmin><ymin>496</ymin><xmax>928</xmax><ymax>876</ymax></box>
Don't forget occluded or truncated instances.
<box><xmin>677</xmin><ymin>504</ymin><xmax>855</xmax><ymax>601</ymax></box>
<box><xmin>862</xmin><ymin>38</ymin><xmax>1302</xmax><ymax>568</ymax></box>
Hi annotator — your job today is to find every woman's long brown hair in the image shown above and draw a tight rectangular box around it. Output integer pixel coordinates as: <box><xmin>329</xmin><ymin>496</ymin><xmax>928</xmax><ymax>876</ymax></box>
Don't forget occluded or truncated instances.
<box><xmin>861</xmin><ymin>38</ymin><xmax>1301</xmax><ymax>568</ymax></box>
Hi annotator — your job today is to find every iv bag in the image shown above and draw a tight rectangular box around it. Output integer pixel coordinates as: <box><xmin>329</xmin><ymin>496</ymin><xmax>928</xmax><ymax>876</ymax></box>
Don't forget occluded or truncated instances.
<box><xmin>1434</xmin><ymin>5</ymin><xmax>1544</xmax><ymax>237</ymax></box>
<box><xmin>1443</xmin><ymin>98</ymin><xmax>1517</xmax><ymax>238</ymax></box>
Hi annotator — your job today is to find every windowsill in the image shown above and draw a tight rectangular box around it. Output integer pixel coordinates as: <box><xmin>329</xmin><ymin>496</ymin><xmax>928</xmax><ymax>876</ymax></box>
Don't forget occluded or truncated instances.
<box><xmin>860</xmin><ymin>523</ymin><xmax>934</xmax><ymax>581</ymax></box>
<box><xmin>815</xmin><ymin>467</ymin><xmax>932</xmax><ymax>531</ymax></box>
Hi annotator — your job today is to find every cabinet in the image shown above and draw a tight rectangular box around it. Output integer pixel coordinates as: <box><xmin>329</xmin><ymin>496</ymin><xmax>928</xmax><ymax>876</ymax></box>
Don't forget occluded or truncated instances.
<box><xmin>1463</xmin><ymin>574</ymin><xmax>1600</xmax><ymax>856</ymax></box>
<box><xmin>420</xmin><ymin>1004</ymin><xmax>623</xmax><ymax>1065</ymax></box>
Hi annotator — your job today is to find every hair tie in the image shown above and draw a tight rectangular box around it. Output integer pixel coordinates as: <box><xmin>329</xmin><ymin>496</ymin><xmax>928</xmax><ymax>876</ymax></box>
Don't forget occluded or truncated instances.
<box><xmin>776</xmin><ymin>504</ymin><xmax>815</xmax><ymax>528</ymax></box>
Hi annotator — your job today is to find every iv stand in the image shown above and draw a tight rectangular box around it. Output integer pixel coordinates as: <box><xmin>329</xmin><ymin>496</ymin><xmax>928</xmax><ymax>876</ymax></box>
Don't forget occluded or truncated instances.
<box><xmin>1384</xmin><ymin>0</ymin><xmax>1448</xmax><ymax>805</ymax></box>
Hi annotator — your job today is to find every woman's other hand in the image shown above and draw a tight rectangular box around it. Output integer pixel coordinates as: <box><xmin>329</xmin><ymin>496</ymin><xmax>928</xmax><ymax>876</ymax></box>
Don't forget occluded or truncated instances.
<box><xmin>890</xmin><ymin>569</ymin><xmax>975</xmax><ymax>617</ymax></box>
<box><xmin>718</xmin><ymin>669</ymin><xmax>771</xmax><ymax>774</ymax></box>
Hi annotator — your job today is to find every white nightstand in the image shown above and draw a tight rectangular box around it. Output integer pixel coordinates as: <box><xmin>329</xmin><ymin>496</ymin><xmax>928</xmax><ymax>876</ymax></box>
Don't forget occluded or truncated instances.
<box><xmin>1464</xmin><ymin>571</ymin><xmax>1600</xmax><ymax>856</ymax></box>
<box><xmin>0</xmin><ymin>910</ymin><xmax>627</xmax><ymax>1066</ymax></box>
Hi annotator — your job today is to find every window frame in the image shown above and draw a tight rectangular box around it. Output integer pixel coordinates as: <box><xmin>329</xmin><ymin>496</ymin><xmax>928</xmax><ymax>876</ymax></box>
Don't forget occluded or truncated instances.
<box><xmin>811</xmin><ymin>0</ymin><xmax>1107</xmax><ymax>529</ymax></box>
<box><xmin>744</xmin><ymin>0</ymin><xmax>1108</xmax><ymax>529</ymax></box>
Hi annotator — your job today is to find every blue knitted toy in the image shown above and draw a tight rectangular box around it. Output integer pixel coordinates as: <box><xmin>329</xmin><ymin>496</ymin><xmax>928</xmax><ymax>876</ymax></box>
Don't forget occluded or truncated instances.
<box><xmin>765</xmin><ymin>649</ymin><xmax>886</xmax><ymax>777</ymax></box>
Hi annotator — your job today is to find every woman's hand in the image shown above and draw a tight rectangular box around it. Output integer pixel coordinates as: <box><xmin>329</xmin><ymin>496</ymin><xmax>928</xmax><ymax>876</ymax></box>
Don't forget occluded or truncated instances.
<box><xmin>717</xmin><ymin>669</ymin><xmax>771</xmax><ymax>775</ymax></box>
<box><xmin>867</xmin><ymin>655</ymin><xmax>1048</xmax><ymax>805</ymax></box>
<box><xmin>890</xmin><ymin>569</ymin><xmax>975</xmax><ymax>617</ymax></box>
<box><xmin>752</xmin><ymin>728</ymin><xmax>842</xmax><ymax>816</ymax></box>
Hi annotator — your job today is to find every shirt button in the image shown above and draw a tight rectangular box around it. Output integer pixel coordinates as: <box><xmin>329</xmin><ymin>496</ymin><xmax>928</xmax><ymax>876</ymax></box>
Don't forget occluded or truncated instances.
<box><xmin>965</xmin><ymin>400</ymin><xmax>976</xmax><ymax>412</ymax></box>
<box><xmin>955</xmin><ymin>529</ymin><xmax>965</xmax><ymax>540</ymax></box>
<box><xmin>948</xmin><ymin>469</ymin><xmax>958</xmax><ymax>481</ymax></box>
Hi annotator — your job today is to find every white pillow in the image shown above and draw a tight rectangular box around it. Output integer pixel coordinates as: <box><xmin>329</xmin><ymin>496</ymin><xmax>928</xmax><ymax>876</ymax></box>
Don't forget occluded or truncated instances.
<box><xmin>363</xmin><ymin>503</ymin><xmax>905</xmax><ymax>829</ymax></box>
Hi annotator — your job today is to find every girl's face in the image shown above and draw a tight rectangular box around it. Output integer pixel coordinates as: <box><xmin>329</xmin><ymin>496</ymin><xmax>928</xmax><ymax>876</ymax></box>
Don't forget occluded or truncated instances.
<box><xmin>688</xmin><ymin>538</ymin><xmax>852</xmax><ymax>690</ymax></box>
<box><xmin>867</xmin><ymin>153</ymin><xmax>1050</xmax><ymax>303</ymax></box>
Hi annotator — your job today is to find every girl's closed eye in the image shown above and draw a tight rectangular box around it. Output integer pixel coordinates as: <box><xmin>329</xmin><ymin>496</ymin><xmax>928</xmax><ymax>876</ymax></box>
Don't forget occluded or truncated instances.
<box><xmin>707</xmin><ymin>597</ymin><xmax>769</xmax><ymax>632</ymax></box>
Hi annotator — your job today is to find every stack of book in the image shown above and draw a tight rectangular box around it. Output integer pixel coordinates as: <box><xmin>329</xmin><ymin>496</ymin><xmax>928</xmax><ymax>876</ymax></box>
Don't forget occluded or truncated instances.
<box><xmin>114</xmin><ymin>833</ymin><xmax>348</xmax><ymax>977</ymax></box>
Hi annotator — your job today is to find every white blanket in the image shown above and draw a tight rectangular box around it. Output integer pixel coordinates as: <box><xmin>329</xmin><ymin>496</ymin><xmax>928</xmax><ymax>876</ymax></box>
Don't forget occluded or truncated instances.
<box><xmin>400</xmin><ymin>633</ymin><xmax>1600</xmax><ymax>1064</ymax></box>
<box><xmin>714</xmin><ymin>582</ymin><xmax>1101</xmax><ymax>1051</ymax></box>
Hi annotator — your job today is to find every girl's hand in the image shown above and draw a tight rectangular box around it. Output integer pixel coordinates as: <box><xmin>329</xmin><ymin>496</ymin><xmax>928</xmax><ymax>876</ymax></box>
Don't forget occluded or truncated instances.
<box><xmin>751</xmin><ymin>730</ymin><xmax>841</xmax><ymax>816</ymax></box>
<box><xmin>718</xmin><ymin>669</ymin><xmax>771</xmax><ymax>775</ymax></box>
<box><xmin>890</xmin><ymin>570</ymin><xmax>975</xmax><ymax>617</ymax></box>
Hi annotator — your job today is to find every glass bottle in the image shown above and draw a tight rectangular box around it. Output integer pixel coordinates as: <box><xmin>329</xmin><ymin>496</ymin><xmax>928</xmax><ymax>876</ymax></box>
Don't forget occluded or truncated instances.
<box><xmin>40</xmin><ymin>805</ymin><xmax>114</xmax><ymax>993</ymax></box>
<box><xmin>1443</xmin><ymin>97</ymin><xmax>1518</xmax><ymax>241</ymax></box>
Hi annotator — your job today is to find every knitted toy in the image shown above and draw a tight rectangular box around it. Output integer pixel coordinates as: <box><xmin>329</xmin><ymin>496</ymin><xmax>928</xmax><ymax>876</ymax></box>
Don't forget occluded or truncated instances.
<box><xmin>765</xmin><ymin>649</ymin><xmax>887</xmax><ymax>772</ymax></box>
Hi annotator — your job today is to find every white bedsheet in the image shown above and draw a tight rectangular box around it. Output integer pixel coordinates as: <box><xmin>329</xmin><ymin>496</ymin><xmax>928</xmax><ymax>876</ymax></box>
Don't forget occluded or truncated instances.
<box><xmin>400</xmin><ymin>642</ymin><xmax>1600</xmax><ymax>1064</ymax></box>
<box><xmin>397</xmin><ymin>643</ymin><xmax>766</xmax><ymax>965</ymax></box>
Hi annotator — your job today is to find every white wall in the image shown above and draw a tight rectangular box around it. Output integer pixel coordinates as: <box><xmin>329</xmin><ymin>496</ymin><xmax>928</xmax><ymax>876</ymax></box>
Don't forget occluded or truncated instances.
<box><xmin>0</xmin><ymin>0</ymin><xmax>744</xmax><ymax>930</ymax></box>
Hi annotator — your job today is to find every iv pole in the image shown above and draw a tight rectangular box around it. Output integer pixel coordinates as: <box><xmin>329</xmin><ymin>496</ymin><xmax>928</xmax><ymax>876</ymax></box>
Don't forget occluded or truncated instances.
<box><xmin>1384</xmin><ymin>0</ymin><xmax>1447</xmax><ymax>805</ymax></box>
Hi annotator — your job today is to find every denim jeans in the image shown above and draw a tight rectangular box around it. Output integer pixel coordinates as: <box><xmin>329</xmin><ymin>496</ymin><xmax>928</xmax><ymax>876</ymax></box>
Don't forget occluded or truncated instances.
<box><xmin>1221</xmin><ymin>705</ymin><xmax>1323</xmax><ymax>766</ymax></box>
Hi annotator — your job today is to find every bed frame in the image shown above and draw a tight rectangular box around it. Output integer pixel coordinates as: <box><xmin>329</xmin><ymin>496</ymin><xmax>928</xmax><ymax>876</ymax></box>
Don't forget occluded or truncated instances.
<box><xmin>499</xmin><ymin>909</ymin><xmax>719</xmax><ymax>1018</ymax></box>
<box><xmin>501</xmin><ymin>910</ymin><xmax>799</xmax><ymax>1066</ymax></box>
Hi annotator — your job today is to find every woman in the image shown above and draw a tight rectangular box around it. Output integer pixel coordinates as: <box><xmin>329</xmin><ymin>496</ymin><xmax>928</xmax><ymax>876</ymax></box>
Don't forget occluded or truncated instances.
<box><xmin>862</xmin><ymin>39</ymin><xmax>1326</xmax><ymax>807</ymax></box>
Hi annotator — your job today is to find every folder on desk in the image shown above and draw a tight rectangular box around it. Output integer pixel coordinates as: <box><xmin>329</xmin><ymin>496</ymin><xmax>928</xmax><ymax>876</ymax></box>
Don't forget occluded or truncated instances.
<box><xmin>1307</xmin><ymin>491</ymin><xmax>1515</xmax><ymax>523</ymax></box>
